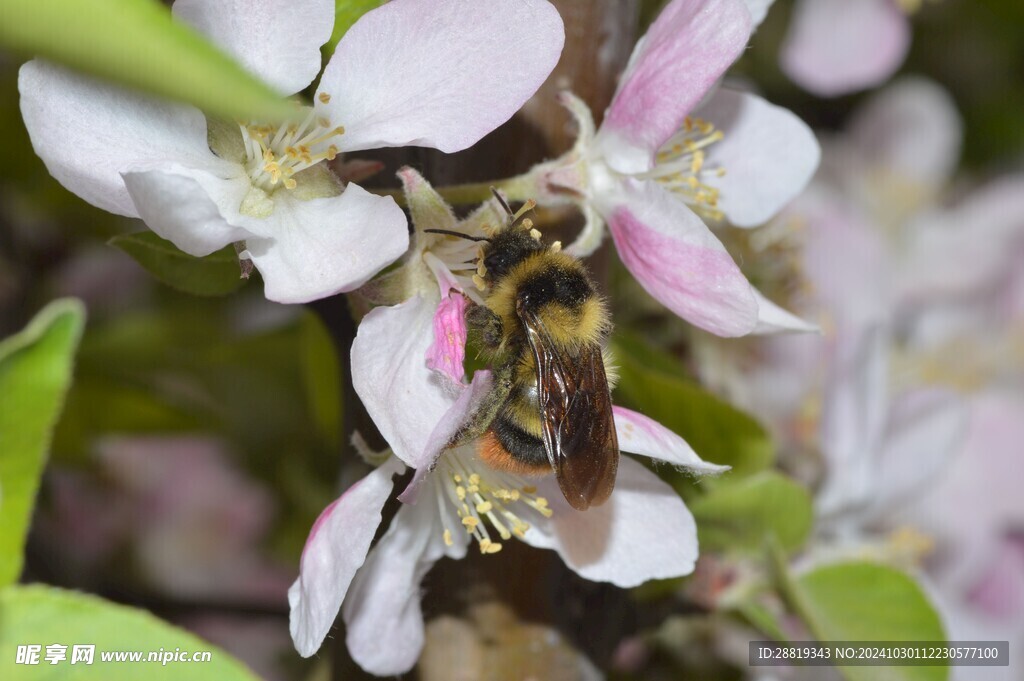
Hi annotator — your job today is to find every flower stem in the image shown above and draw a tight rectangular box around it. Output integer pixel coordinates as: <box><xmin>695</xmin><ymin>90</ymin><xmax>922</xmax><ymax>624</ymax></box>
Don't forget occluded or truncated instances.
<box><xmin>370</xmin><ymin>173</ymin><xmax>537</xmax><ymax>208</ymax></box>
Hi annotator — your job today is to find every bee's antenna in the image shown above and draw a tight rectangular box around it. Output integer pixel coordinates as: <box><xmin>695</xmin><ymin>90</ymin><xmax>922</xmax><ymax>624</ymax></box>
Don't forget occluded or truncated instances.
<box><xmin>423</xmin><ymin>229</ymin><xmax>491</xmax><ymax>243</ymax></box>
<box><xmin>490</xmin><ymin>187</ymin><xmax>514</xmax><ymax>218</ymax></box>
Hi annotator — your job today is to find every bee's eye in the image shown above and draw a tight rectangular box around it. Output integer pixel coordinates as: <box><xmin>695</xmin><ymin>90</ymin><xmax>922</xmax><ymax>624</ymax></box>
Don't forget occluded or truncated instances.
<box><xmin>484</xmin><ymin>252</ymin><xmax>507</xmax><ymax>276</ymax></box>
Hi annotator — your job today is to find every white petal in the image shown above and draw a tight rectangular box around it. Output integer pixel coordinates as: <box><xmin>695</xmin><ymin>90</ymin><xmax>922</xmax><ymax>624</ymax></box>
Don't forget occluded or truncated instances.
<box><xmin>751</xmin><ymin>289</ymin><xmax>819</xmax><ymax>334</ymax></box>
<box><xmin>899</xmin><ymin>175</ymin><xmax>1024</xmax><ymax>303</ymax></box>
<box><xmin>816</xmin><ymin>327</ymin><xmax>890</xmax><ymax>523</ymax></box>
<box><xmin>696</xmin><ymin>89</ymin><xmax>820</xmax><ymax>227</ymax></box>
<box><xmin>343</xmin><ymin>501</ymin><xmax>449</xmax><ymax>676</ymax></box>
<box><xmin>847</xmin><ymin>77</ymin><xmax>963</xmax><ymax>195</ymax></box>
<box><xmin>742</xmin><ymin>0</ymin><xmax>777</xmax><ymax>26</ymax></box>
<box><xmin>781</xmin><ymin>0</ymin><xmax>910</xmax><ymax>97</ymax></box>
<box><xmin>242</xmin><ymin>184</ymin><xmax>408</xmax><ymax>303</ymax></box>
<box><xmin>288</xmin><ymin>457</ymin><xmax>404</xmax><ymax>658</ymax></box>
<box><xmin>871</xmin><ymin>389</ymin><xmax>967</xmax><ymax>514</ymax></box>
<box><xmin>121</xmin><ymin>164</ymin><xmax>255</xmax><ymax>256</ymax></box>
<box><xmin>351</xmin><ymin>296</ymin><xmax>458</xmax><ymax>467</ymax></box>
<box><xmin>173</xmin><ymin>0</ymin><xmax>334</xmax><ymax>95</ymax></box>
<box><xmin>613</xmin><ymin>406</ymin><xmax>728</xmax><ymax>475</ymax></box>
<box><xmin>319</xmin><ymin>0</ymin><xmax>564</xmax><ymax>153</ymax></box>
<box><xmin>399</xmin><ymin>371</ymin><xmax>494</xmax><ymax>504</ymax></box>
<box><xmin>599</xmin><ymin>177</ymin><xmax>758</xmax><ymax>337</ymax></box>
<box><xmin>519</xmin><ymin>456</ymin><xmax>698</xmax><ymax>587</ymax></box>
<box><xmin>18</xmin><ymin>60</ymin><xmax>213</xmax><ymax>217</ymax></box>
<box><xmin>791</xmin><ymin>185</ymin><xmax>894</xmax><ymax>329</ymax></box>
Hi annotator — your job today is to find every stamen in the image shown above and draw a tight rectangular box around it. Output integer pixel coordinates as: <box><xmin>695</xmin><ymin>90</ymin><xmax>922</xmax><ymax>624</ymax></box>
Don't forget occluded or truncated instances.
<box><xmin>437</xmin><ymin>452</ymin><xmax>554</xmax><ymax>555</ymax></box>
<box><xmin>640</xmin><ymin>117</ymin><xmax>727</xmax><ymax>221</ymax></box>
<box><xmin>236</xmin><ymin>106</ymin><xmax>347</xmax><ymax>193</ymax></box>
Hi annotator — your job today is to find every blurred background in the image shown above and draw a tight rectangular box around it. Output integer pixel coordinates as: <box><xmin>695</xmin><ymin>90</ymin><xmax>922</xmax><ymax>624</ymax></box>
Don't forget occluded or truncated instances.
<box><xmin>1</xmin><ymin>0</ymin><xmax>1022</xmax><ymax>679</ymax></box>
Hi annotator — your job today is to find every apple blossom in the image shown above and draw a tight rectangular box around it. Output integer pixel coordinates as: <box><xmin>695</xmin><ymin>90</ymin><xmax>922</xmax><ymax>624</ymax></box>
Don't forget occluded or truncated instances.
<box><xmin>19</xmin><ymin>0</ymin><xmax>565</xmax><ymax>303</ymax></box>
<box><xmin>289</xmin><ymin>370</ymin><xmax>729</xmax><ymax>675</ymax></box>
<box><xmin>518</xmin><ymin>0</ymin><xmax>819</xmax><ymax>337</ymax></box>
<box><xmin>781</xmin><ymin>0</ymin><xmax>916</xmax><ymax>97</ymax></box>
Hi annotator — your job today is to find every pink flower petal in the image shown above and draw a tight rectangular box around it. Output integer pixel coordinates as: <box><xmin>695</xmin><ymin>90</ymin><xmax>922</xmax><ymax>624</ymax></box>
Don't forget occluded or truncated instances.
<box><xmin>173</xmin><ymin>0</ymin><xmax>334</xmax><ymax>96</ymax></box>
<box><xmin>518</xmin><ymin>456</ymin><xmax>699</xmax><ymax>587</ymax></box>
<box><xmin>319</xmin><ymin>0</ymin><xmax>564</xmax><ymax>153</ymax></box>
<box><xmin>597</xmin><ymin>0</ymin><xmax>752</xmax><ymax>174</ymax></box>
<box><xmin>603</xmin><ymin>179</ymin><xmax>758</xmax><ymax>337</ymax></box>
<box><xmin>613</xmin><ymin>406</ymin><xmax>728</xmax><ymax>475</ymax></box>
<box><xmin>425</xmin><ymin>291</ymin><xmax>468</xmax><ymax>384</ymax></box>
<box><xmin>288</xmin><ymin>457</ymin><xmax>404</xmax><ymax>657</ymax></box>
<box><xmin>781</xmin><ymin>0</ymin><xmax>910</xmax><ymax>97</ymax></box>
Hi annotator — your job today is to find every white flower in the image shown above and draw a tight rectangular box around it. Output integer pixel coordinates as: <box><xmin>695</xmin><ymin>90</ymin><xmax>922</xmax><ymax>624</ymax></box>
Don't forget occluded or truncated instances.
<box><xmin>19</xmin><ymin>0</ymin><xmax>565</xmax><ymax>303</ymax></box>
<box><xmin>288</xmin><ymin>370</ymin><xmax>728</xmax><ymax>675</ymax></box>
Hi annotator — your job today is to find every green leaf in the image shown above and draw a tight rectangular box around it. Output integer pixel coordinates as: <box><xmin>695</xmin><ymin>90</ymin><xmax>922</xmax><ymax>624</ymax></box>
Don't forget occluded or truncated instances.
<box><xmin>0</xmin><ymin>0</ymin><xmax>291</xmax><ymax>123</ymax></box>
<box><xmin>0</xmin><ymin>585</ymin><xmax>260</xmax><ymax>680</ymax></box>
<box><xmin>322</xmin><ymin>0</ymin><xmax>387</xmax><ymax>62</ymax></box>
<box><xmin>611</xmin><ymin>334</ymin><xmax>774</xmax><ymax>479</ymax></box>
<box><xmin>300</xmin><ymin>312</ymin><xmax>342</xmax><ymax>449</ymax></box>
<box><xmin>780</xmin><ymin>559</ymin><xmax>949</xmax><ymax>681</ymax></box>
<box><xmin>0</xmin><ymin>299</ymin><xmax>85</xmax><ymax>587</ymax></box>
<box><xmin>690</xmin><ymin>471</ymin><xmax>814</xmax><ymax>554</ymax></box>
<box><xmin>109</xmin><ymin>232</ymin><xmax>246</xmax><ymax>297</ymax></box>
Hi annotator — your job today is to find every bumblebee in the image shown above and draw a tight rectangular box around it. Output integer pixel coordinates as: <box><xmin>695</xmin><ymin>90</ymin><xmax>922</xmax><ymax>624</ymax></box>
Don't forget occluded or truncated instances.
<box><xmin>428</xmin><ymin>194</ymin><xmax>619</xmax><ymax>511</ymax></box>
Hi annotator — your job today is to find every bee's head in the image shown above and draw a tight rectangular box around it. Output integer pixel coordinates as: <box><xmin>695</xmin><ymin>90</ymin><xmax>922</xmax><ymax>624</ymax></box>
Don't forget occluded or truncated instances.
<box><xmin>482</xmin><ymin>223</ymin><xmax>547</xmax><ymax>281</ymax></box>
<box><xmin>480</xmin><ymin>192</ymin><xmax>555</xmax><ymax>281</ymax></box>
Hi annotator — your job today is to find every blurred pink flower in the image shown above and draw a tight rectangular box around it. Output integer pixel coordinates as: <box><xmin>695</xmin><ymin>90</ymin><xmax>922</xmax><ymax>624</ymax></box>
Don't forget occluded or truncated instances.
<box><xmin>781</xmin><ymin>0</ymin><xmax>912</xmax><ymax>97</ymax></box>
<box><xmin>19</xmin><ymin>0</ymin><xmax>564</xmax><ymax>303</ymax></box>
<box><xmin>288</xmin><ymin>372</ymin><xmax>728</xmax><ymax>675</ymax></box>
<box><xmin>528</xmin><ymin>0</ymin><xmax>819</xmax><ymax>337</ymax></box>
<box><xmin>96</xmin><ymin>437</ymin><xmax>293</xmax><ymax>604</ymax></box>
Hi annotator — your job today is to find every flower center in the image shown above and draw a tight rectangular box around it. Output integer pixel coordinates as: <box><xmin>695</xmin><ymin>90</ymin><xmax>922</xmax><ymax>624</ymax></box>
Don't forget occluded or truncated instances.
<box><xmin>239</xmin><ymin>94</ymin><xmax>345</xmax><ymax>192</ymax></box>
<box><xmin>637</xmin><ymin>116</ymin><xmax>727</xmax><ymax>221</ymax></box>
<box><xmin>437</xmin><ymin>451</ymin><xmax>553</xmax><ymax>555</ymax></box>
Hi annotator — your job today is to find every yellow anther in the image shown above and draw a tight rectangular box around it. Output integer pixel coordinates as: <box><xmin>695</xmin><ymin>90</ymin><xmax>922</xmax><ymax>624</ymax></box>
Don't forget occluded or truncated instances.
<box><xmin>283</xmin><ymin>178</ymin><xmax>297</xmax><ymax>190</ymax></box>
<box><xmin>443</xmin><ymin>529</ymin><xmax>453</xmax><ymax>546</ymax></box>
<box><xmin>476</xmin><ymin>501</ymin><xmax>493</xmax><ymax>514</ymax></box>
<box><xmin>479</xmin><ymin>538</ymin><xmax>503</xmax><ymax>554</ymax></box>
<box><xmin>318</xmin><ymin>92</ymin><xmax>332</xmax><ymax>104</ymax></box>
<box><xmin>456</xmin><ymin>485</ymin><xmax>467</xmax><ymax>501</ymax></box>
<box><xmin>550</xmin><ymin>241</ymin><xmax>562</xmax><ymax>253</ymax></box>
<box><xmin>326</xmin><ymin>145</ymin><xmax>338</xmax><ymax>161</ymax></box>
<box><xmin>462</xmin><ymin>516</ymin><xmax>479</xmax><ymax>529</ymax></box>
<box><xmin>469</xmin><ymin>474</ymin><xmax>481</xmax><ymax>485</ymax></box>
<box><xmin>454</xmin><ymin>474</ymin><xmax>463</xmax><ymax>483</ymax></box>
<box><xmin>466</xmin><ymin>485</ymin><xmax>479</xmax><ymax>495</ymax></box>
<box><xmin>529</xmin><ymin>228</ymin><xmax>542</xmax><ymax>241</ymax></box>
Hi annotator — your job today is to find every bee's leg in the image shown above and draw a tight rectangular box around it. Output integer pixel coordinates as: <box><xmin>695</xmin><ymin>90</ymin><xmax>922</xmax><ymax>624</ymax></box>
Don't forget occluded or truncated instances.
<box><xmin>466</xmin><ymin>304</ymin><xmax>504</xmax><ymax>350</ymax></box>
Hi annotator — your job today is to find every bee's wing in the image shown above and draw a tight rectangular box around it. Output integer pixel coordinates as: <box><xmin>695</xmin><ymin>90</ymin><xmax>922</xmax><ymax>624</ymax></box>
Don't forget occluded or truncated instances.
<box><xmin>516</xmin><ymin>301</ymin><xmax>619</xmax><ymax>511</ymax></box>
